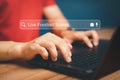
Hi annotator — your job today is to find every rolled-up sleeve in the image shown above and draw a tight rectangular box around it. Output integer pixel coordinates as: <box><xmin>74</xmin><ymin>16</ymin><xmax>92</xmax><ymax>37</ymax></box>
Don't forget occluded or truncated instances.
<box><xmin>44</xmin><ymin>0</ymin><xmax>56</xmax><ymax>7</ymax></box>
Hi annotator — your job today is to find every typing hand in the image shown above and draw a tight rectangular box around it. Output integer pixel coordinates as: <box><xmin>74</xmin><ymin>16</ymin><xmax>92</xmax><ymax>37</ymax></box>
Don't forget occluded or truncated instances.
<box><xmin>60</xmin><ymin>30</ymin><xmax>99</xmax><ymax>48</ymax></box>
<box><xmin>16</xmin><ymin>33</ymin><xmax>72</xmax><ymax>63</ymax></box>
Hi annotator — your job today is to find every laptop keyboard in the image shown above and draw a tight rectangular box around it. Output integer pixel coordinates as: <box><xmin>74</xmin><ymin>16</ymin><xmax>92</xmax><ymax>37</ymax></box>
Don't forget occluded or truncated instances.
<box><xmin>57</xmin><ymin>41</ymin><xmax>109</xmax><ymax>70</ymax></box>
<box><xmin>31</xmin><ymin>40</ymin><xmax>109</xmax><ymax>71</ymax></box>
<box><xmin>71</xmin><ymin>46</ymin><xmax>99</xmax><ymax>69</ymax></box>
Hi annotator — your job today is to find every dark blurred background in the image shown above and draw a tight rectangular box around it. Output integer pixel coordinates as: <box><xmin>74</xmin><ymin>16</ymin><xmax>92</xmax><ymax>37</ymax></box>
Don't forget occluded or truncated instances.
<box><xmin>40</xmin><ymin>0</ymin><xmax>120</xmax><ymax>35</ymax></box>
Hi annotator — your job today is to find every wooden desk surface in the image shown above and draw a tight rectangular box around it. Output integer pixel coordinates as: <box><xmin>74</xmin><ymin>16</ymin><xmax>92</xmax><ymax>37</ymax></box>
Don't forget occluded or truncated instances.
<box><xmin>0</xmin><ymin>28</ymin><xmax>120</xmax><ymax>80</ymax></box>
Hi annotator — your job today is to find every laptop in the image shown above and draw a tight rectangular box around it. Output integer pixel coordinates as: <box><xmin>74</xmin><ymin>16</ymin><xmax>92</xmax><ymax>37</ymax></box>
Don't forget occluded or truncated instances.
<box><xmin>28</xmin><ymin>26</ymin><xmax>120</xmax><ymax>80</ymax></box>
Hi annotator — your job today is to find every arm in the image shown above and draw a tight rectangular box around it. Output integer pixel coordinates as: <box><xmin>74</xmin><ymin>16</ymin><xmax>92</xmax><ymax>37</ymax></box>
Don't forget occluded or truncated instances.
<box><xmin>43</xmin><ymin>5</ymin><xmax>70</xmax><ymax>36</ymax></box>
<box><xmin>44</xmin><ymin>5</ymin><xmax>99</xmax><ymax>48</ymax></box>
<box><xmin>0</xmin><ymin>41</ymin><xmax>22</xmax><ymax>61</ymax></box>
<box><xmin>0</xmin><ymin>6</ymin><xmax>71</xmax><ymax>62</ymax></box>
<box><xmin>0</xmin><ymin>33</ymin><xmax>72</xmax><ymax>62</ymax></box>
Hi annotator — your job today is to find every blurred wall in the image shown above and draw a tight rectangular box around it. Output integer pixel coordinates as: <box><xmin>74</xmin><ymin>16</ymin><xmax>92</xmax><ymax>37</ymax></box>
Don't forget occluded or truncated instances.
<box><xmin>56</xmin><ymin>0</ymin><xmax>120</xmax><ymax>27</ymax></box>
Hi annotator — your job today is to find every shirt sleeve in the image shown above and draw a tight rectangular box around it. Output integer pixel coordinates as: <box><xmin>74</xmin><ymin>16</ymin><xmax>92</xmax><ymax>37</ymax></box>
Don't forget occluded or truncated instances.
<box><xmin>44</xmin><ymin>0</ymin><xmax>56</xmax><ymax>7</ymax></box>
<box><xmin>0</xmin><ymin>0</ymin><xmax>9</xmax><ymax>25</ymax></box>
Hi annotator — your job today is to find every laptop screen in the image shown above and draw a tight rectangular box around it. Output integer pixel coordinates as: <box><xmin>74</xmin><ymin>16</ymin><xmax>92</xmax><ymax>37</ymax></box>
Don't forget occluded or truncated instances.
<box><xmin>95</xmin><ymin>26</ymin><xmax>120</xmax><ymax>79</ymax></box>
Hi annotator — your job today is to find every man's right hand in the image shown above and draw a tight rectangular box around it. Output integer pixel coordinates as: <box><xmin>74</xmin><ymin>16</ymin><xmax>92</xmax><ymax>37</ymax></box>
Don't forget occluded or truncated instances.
<box><xmin>10</xmin><ymin>32</ymin><xmax>72</xmax><ymax>63</ymax></box>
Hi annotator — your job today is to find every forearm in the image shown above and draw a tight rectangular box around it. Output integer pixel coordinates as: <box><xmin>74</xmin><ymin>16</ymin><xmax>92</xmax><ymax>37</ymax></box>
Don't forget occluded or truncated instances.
<box><xmin>0</xmin><ymin>41</ymin><xmax>22</xmax><ymax>61</ymax></box>
<box><xmin>44</xmin><ymin>5</ymin><xmax>70</xmax><ymax>37</ymax></box>
<box><xmin>49</xmin><ymin>18</ymin><xmax>70</xmax><ymax>37</ymax></box>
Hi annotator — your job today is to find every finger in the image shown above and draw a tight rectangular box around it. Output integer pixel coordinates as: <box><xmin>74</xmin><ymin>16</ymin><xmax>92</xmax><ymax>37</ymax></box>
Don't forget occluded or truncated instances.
<box><xmin>30</xmin><ymin>43</ymin><xmax>48</xmax><ymax>60</ymax></box>
<box><xmin>63</xmin><ymin>38</ymin><xmax>73</xmax><ymax>50</ymax></box>
<box><xmin>67</xmin><ymin>43</ymin><xmax>73</xmax><ymax>50</ymax></box>
<box><xmin>85</xmin><ymin>30</ymin><xmax>99</xmax><ymax>46</ymax></box>
<box><xmin>39</xmin><ymin>41</ymin><xmax>58</xmax><ymax>62</ymax></box>
<box><xmin>80</xmin><ymin>35</ymin><xmax>93</xmax><ymax>48</ymax></box>
<box><xmin>56</xmin><ymin>40</ymin><xmax>72</xmax><ymax>63</ymax></box>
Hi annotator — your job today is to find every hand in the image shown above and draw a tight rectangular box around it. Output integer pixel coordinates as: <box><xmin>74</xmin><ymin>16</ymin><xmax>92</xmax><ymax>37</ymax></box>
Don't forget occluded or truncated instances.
<box><xmin>12</xmin><ymin>33</ymin><xmax>72</xmax><ymax>63</ymax></box>
<box><xmin>60</xmin><ymin>30</ymin><xmax>99</xmax><ymax>48</ymax></box>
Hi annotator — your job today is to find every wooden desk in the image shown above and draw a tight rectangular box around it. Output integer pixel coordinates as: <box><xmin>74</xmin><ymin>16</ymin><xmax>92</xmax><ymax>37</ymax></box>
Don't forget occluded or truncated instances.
<box><xmin>0</xmin><ymin>28</ymin><xmax>120</xmax><ymax>80</ymax></box>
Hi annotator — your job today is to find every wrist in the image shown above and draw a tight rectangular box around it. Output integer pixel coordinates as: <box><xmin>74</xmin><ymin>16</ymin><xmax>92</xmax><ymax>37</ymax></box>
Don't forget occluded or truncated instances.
<box><xmin>53</xmin><ymin>27</ymin><xmax>75</xmax><ymax>37</ymax></box>
<box><xmin>7</xmin><ymin>42</ymin><xmax>24</xmax><ymax>60</ymax></box>
<box><xmin>60</xmin><ymin>27</ymin><xmax>75</xmax><ymax>38</ymax></box>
